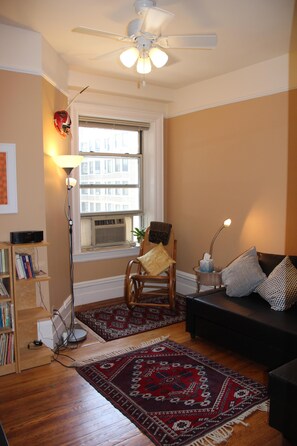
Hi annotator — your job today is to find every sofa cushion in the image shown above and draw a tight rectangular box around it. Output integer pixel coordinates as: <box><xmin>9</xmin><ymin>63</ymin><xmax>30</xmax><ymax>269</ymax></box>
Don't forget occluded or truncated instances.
<box><xmin>255</xmin><ymin>256</ymin><xmax>297</xmax><ymax>311</ymax></box>
<box><xmin>222</xmin><ymin>246</ymin><xmax>266</xmax><ymax>297</ymax></box>
<box><xmin>137</xmin><ymin>242</ymin><xmax>175</xmax><ymax>276</ymax></box>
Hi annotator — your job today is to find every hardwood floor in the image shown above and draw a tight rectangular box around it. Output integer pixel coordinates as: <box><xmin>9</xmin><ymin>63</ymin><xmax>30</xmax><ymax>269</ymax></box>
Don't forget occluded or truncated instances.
<box><xmin>0</xmin><ymin>318</ymin><xmax>286</xmax><ymax>446</ymax></box>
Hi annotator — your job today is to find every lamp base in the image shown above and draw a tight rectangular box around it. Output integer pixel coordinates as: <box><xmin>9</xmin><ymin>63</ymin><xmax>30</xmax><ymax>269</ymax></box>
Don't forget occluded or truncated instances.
<box><xmin>68</xmin><ymin>326</ymin><xmax>87</xmax><ymax>343</ymax></box>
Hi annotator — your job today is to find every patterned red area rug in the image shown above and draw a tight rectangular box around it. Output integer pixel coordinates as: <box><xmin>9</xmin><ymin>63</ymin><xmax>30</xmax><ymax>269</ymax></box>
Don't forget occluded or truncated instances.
<box><xmin>76</xmin><ymin>338</ymin><xmax>268</xmax><ymax>446</ymax></box>
<box><xmin>75</xmin><ymin>295</ymin><xmax>185</xmax><ymax>341</ymax></box>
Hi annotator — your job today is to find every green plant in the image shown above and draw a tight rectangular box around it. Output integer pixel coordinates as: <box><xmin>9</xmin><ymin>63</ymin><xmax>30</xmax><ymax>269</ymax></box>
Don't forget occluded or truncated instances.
<box><xmin>131</xmin><ymin>227</ymin><xmax>146</xmax><ymax>243</ymax></box>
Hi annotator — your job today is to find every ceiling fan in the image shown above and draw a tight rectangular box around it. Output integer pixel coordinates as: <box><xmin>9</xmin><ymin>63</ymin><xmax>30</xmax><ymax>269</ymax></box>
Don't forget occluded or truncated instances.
<box><xmin>72</xmin><ymin>0</ymin><xmax>217</xmax><ymax>75</ymax></box>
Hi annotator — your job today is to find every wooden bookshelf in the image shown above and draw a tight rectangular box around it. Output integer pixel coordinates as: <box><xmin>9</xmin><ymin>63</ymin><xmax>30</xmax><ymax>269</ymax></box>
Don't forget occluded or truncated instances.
<box><xmin>11</xmin><ymin>241</ymin><xmax>53</xmax><ymax>372</ymax></box>
<box><xmin>0</xmin><ymin>242</ymin><xmax>16</xmax><ymax>376</ymax></box>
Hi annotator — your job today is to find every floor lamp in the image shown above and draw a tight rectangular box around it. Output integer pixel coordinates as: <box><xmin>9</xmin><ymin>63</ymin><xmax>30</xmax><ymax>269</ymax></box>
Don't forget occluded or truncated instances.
<box><xmin>55</xmin><ymin>155</ymin><xmax>87</xmax><ymax>343</ymax></box>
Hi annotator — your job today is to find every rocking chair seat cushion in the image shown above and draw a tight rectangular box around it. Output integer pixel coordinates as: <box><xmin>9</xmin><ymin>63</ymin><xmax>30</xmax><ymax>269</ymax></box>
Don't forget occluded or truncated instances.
<box><xmin>137</xmin><ymin>242</ymin><xmax>175</xmax><ymax>276</ymax></box>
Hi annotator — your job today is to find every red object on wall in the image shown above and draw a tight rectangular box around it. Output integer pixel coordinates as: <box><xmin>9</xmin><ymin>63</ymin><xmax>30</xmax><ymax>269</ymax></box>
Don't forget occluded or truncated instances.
<box><xmin>54</xmin><ymin>110</ymin><xmax>71</xmax><ymax>138</ymax></box>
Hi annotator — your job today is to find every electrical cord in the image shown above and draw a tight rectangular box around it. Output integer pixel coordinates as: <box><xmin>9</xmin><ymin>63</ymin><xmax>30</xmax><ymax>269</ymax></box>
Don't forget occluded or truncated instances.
<box><xmin>52</xmin><ymin>352</ymin><xmax>77</xmax><ymax>368</ymax></box>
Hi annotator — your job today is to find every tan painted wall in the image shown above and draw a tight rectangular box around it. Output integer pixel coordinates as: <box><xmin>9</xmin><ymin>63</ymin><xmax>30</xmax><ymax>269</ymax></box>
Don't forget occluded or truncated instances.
<box><xmin>0</xmin><ymin>71</ymin><xmax>45</xmax><ymax>239</ymax></box>
<box><xmin>286</xmin><ymin>87</ymin><xmax>297</xmax><ymax>254</ymax></box>
<box><xmin>0</xmin><ymin>70</ymin><xmax>51</xmax><ymax>308</ymax></box>
<box><xmin>165</xmin><ymin>92</ymin><xmax>290</xmax><ymax>273</ymax></box>
<box><xmin>0</xmin><ymin>71</ymin><xmax>73</xmax><ymax>312</ymax></box>
<box><xmin>1</xmin><ymin>68</ymin><xmax>295</xmax><ymax>310</ymax></box>
<box><xmin>41</xmin><ymin>79</ymin><xmax>135</xmax><ymax>299</ymax></box>
<box><xmin>42</xmin><ymin>78</ymin><xmax>72</xmax><ymax>311</ymax></box>
<box><xmin>74</xmin><ymin>256</ymin><xmax>133</xmax><ymax>283</ymax></box>
<box><xmin>285</xmin><ymin>3</ymin><xmax>297</xmax><ymax>253</ymax></box>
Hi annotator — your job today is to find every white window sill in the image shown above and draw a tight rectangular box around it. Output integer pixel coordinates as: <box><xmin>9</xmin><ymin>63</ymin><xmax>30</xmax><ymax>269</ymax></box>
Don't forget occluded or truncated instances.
<box><xmin>74</xmin><ymin>245</ymin><xmax>141</xmax><ymax>262</ymax></box>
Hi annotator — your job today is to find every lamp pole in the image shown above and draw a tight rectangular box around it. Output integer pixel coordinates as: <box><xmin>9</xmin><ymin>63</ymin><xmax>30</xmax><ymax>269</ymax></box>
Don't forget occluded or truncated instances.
<box><xmin>66</xmin><ymin>175</ymin><xmax>87</xmax><ymax>343</ymax></box>
<box><xmin>54</xmin><ymin>155</ymin><xmax>86</xmax><ymax>344</ymax></box>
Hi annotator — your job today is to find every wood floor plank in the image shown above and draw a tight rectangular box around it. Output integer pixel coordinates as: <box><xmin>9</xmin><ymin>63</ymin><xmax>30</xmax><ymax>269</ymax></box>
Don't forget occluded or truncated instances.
<box><xmin>0</xmin><ymin>320</ymin><xmax>286</xmax><ymax>446</ymax></box>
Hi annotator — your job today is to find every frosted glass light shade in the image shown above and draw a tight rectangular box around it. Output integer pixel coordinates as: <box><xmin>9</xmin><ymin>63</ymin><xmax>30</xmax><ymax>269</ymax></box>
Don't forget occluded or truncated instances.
<box><xmin>55</xmin><ymin>155</ymin><xmax>84</xmax><ymax>175</ymax></box>
<box><xmin>149</xmin><ymin>47</ymin><xmax>168</xmax><ymax>68</ymax></box>
<box><xmin>120</xmin><ymin>47</ymin><xmax>139</xmax><ymax>68</ymax></box>
<box><xmin>55</xmin><ymin>155</ymin><xmax>84</xmax><ymax>169</ymax></box>
<box><xmin>224</xmin><ymin>218</ymin><xmax>232</xmax><ymax>227</ymax></box>
<box><xmin>66</xmin><ymin>177</ymin><xmax>77</xmax><ymax>188</ymax></box>
<box><xmin>137</xmin><ymin>55</ymin><xmax>152</xmax><ymax>74</ymax></box>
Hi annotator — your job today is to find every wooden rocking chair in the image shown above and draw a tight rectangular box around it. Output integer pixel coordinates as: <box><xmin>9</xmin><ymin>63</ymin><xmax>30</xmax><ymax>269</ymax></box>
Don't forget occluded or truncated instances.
<box><xmin>125</xmin><ymin>222</ymin><xmax>177</xmax><ymax>310</ymax></box>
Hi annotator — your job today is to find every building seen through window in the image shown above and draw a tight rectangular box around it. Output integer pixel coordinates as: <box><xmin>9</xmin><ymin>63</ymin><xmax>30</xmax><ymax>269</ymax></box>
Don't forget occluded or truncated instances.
<box><xmin>78</xmin><ymin>119</ymin><xmax>149</xmax><ymax>248</ymax></box>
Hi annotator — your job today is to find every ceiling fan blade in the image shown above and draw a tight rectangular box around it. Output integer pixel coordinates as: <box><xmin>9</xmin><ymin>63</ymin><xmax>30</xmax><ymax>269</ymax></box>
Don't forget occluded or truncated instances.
<box><xmin>90</xmin><ymin>47</ymin><xmax>128</xmax><ymax>61</ymax></box>
<box><xmin>157</xmin><ymin>34</ymin><xmax>217</xmax><ymax>49</ymax></box>
<box><xmin>72</xmin><ymin>26</ymin><xmax>132</xmax><ymax>43</ymax></box>
<box><xmin>140</xmin><ymin>7</ymin><xmax>174</xmax><ymax>36</ymax></box>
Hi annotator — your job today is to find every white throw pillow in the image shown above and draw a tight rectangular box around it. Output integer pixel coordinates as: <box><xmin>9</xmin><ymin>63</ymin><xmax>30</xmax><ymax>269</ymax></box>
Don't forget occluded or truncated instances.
<box><xmin>222</xmin><ymin>246</ymin><xmax>266</xmax><ymax>297</ymax></box>
<box><xmin>255</xmin><ymin>256</ymin><xmax>297</xmax><ymax>311</ymax></box>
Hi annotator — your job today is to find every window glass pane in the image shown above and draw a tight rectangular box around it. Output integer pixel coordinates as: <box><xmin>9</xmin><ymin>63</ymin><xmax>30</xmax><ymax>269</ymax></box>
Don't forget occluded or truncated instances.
<box><xmin>80</xmin><ymin>188</ymin><xmax>140</xmax><ymax>214</ymax></box>
<box><xmin>79</xmin><ymin>127</ymin><xmax>139</xmax><ymax>154</ymax></box>
<box><xmin>80</xmin><ymin>156</ymin><xmax>139</xmax><ymax>185</ymax></box>
<box><xmin>78</xmin><ymin>120</ymin><xmax>144</xmax><ymax>247</ymax></box>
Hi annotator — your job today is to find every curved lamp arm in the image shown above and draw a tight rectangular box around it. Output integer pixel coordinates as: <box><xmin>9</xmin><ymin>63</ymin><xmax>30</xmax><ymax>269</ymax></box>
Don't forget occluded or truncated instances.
<box><xmin>209</xmin><ymin>218</ymin><xmax>231</xmax><ymax>258</ymax></box>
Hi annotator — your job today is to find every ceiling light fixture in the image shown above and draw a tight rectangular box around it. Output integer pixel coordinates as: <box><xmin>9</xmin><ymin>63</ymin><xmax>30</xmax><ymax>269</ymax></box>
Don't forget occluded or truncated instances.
<box><xmin>120</xmin><ymin>47</ymin><xmax>139</xmax><ymax>68</ymax></box>
<box><xmin>137</xmin><ymin>53</ymin><xmax>152</xmax><ymax>74</ymax></box>
<box><xmin>120</xmin><ymin>41</ymin><xmax>168</xmax><ymax>74</ymax></box>
<box><xmin>149</xmin><ymin>47</ymin><xmax>168</xmax><ymax>68</ymax></box>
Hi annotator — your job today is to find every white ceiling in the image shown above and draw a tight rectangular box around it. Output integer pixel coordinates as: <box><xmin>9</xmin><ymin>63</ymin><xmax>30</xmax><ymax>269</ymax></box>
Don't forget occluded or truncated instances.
<box><xmin>0</xmin><ymin>0</ymin><xmax>295</xmax><ymax>89</ymax></box>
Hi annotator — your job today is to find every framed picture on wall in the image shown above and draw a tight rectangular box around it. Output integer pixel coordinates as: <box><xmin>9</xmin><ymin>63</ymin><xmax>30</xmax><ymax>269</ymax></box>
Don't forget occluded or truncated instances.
<box><xmin>0</xmin><ymin>143</ymin><xmax>18</xmax><ymax>214</ymax></box>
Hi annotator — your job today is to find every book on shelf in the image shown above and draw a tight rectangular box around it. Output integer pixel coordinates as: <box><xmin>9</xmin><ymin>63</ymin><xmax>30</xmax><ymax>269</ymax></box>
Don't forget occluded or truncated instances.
<box><xmin>10</xmin><ymin>304</ymin><xmax>15</xmax><ymax>331</ymax></box>
<box><xmin>0</xmin><ymin>249</ymin><xmax>8</xmax><ymax>274</ymax></box>
<box><xmin>15</xmin><ymin>253</ymin><xmax>36</xmax><ymax>280</ymax></box>
<box><xmin>15</xmin><ymin>254</ymin><xmax>26</xmax><ymax>279</ymax></box>
<box><xmin>0</xmin><ymin>279</ymin><xmax>9</xmax><ymax>296</ymax></box>
<box><xmin>0</xmin><ymin>302</ymin><xmax>12</xmax><ymax>329</ymax></box>
<box><xmin>0</xmin><ymin>332</ymin><xmax>14</xmax><ymax>365</ymax></box>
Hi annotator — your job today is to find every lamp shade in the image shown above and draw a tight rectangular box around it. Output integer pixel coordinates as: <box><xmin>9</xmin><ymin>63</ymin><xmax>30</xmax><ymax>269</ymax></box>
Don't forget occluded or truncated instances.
<box><xmin>54</xmin><ymin>155</ymin><xmax>84</xmax><ymax>175</ymax></box>
<box><xmin>55</xmin><ymin>155</ymin><xmax>84</xmax><ymax>169</ymax></box>
<box><xmin>120</xmin><ymin>47</ymin><xmax>139</xmax><ymax>68</ymax></box>
<box><xmin>223</xmin><ymin>218</ymin><xmax>232</xmax><ymax>227</ymax></box>
<box><xmin>66</xmin><ymin>177</ymin><xmax>77</xmax><ymax>188</ymax></box>
<box><xmin>149</xmin><ymin>47</ymin><xmax>168</xmax><ymax>68</ymax></box>
<box><xmin>137</xmin><ymin>55</ymin><xmax>152</xmax><ymax>74</ymax></box>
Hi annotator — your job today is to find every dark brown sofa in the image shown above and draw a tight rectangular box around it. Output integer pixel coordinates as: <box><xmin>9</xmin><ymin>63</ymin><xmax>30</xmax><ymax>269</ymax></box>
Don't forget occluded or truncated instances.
<box><xmin>186</xmin><ymin>252</ymin><xmax>297</xmax><ymax>369</ymax></box>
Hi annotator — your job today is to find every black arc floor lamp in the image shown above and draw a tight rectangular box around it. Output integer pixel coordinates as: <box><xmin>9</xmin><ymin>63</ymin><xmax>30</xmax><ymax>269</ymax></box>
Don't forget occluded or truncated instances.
<box><xmin>55</xmin><ymin>154</ymin><xmax>87</xmax><ymax>343</ymax></box>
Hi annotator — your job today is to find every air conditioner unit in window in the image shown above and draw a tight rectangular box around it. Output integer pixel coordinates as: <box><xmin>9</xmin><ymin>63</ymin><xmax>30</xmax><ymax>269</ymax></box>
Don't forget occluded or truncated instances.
<box><xmin>92</xmin><ymin>217</ymin><xmax>127</xmax><ymax>247</ymax></box>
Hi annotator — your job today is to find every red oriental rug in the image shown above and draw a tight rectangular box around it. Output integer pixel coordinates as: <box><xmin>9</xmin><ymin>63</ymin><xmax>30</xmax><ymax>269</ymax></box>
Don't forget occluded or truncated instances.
<box><xmin>75</xmin><ymin>295</ymin><xmax>185</xmax><ymax>342</ymax></box>
<box><xmin>76</xmin><ymin>338</ymin><xmax>268</xmax><ymax>446</ymax></box>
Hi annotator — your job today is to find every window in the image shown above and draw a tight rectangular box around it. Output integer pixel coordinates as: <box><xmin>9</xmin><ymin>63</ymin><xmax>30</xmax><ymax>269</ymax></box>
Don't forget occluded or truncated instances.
<box><xmin>78</xmin><ymin>117</ymin><xmax>150</xmax><ymax>249</ymax></box>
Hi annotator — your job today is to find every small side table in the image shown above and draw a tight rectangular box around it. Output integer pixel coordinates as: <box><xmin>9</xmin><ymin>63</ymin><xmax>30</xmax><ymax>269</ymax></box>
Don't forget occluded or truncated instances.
<box><xmin>193</xmin><ymin>267</ymin><xmax>222</xmax><ymax>293</ymax></box>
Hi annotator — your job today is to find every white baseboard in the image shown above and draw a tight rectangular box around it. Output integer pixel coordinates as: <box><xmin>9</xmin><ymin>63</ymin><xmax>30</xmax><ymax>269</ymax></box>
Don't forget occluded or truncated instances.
<box><xmin>38</xmin><ymin>270</ymin><xmax>197</xmax><ymax>349</ymax></box>
<box><xmin>74</xmin><ymin>275</ymin><xmax>125</xmax><ymax>306</ymax></box>
<box><xmin>73</xmin><ymin>270</ymin><xmax>197</xmax><ymax>305</ymax></box>
<box><xmin>176</xmin><ymin>270</ymin><xmax>197</xmax><ymax>295</ymax></box>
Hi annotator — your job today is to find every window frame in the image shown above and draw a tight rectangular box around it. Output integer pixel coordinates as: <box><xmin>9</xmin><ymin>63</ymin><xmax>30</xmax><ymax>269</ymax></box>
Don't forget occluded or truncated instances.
<box><xmin>79</xmin><ymin>151</ymin><xmax>143</xmax><ymax>218</ymax></box>
<box><xmin>70</xmin><ymin>103</ymin><xmax>164</xmax><ymax>262</ymax></box>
